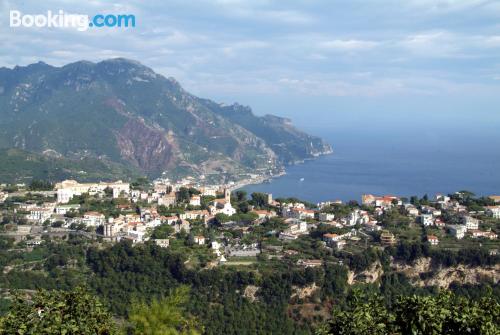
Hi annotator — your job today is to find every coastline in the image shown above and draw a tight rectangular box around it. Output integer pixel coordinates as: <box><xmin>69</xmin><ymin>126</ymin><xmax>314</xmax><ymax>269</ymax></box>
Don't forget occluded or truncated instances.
<box><xmin>229</xmin><ymin>149</ymin><xmax>333</xmax><ymax>192</ymax></box>
<box><xmin>228</xmin><ymin>171</ymin><xmax>285</xmax><ymax>192</ymax></box>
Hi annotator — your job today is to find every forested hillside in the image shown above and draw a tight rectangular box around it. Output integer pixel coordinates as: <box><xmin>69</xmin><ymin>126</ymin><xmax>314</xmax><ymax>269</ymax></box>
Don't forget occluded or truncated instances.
<box><xmin>0</xmin><ymin>237</ymin><xmax>498</xmax><ymax>334</ymax></box>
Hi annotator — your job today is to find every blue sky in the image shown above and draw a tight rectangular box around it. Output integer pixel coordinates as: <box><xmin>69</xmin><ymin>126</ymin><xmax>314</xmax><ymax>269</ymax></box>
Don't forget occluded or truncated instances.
<box><xmin>1</xmin><ymin>0</ymin><xmax>500</xmax><ymax>135</ymax></box>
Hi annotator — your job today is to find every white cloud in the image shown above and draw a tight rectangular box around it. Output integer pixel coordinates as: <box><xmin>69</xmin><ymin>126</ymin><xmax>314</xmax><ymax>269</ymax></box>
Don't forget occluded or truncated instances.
<box><xmin>208</xmin><ymin>1</ymin><xmax>314</xmax><ymax>25</ymax></box>
<box><xmin>222</xmin><ymin>40</ymin><xmax>269</xmax><ymax>56</ymax></box>
<box><xmin>404</xmin><ymin>0</ymin><xmax>488</xmax><ymax>13</ymax></box>
<box><xmin>483</xmin><ymin>36</ymin><xmax>500</xmax><ymax>48</ymax></box>
<box><xmin>397</xmin><ymin>31</ymin><xmax>500</xmax><ymax>58</ymax></box>
<box><xmin>399</xmin><ymin>31</ymin><xmax>459</xmax><ymax>57</ymax></box>
<box><xmin>1</xmin><ymin>0</ymin><xmax>500</xmax><ymax>102</ymax></box>
<box><xmin>319</xmin><ymin>39</ymin><xmax>379</xmax><ymax>51</ymax></box>
<box><xmin>259</xmin><ymin>10</ymin><xmax>312</xmax><ymax>24</ymax></box>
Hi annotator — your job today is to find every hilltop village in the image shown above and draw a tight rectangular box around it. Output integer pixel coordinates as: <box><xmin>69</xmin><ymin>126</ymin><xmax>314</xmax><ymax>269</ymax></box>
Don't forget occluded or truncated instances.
<box><xmin>1</xmin><ymin>178</ymin><xmax>499</xmax><ymax>268</ymax></box>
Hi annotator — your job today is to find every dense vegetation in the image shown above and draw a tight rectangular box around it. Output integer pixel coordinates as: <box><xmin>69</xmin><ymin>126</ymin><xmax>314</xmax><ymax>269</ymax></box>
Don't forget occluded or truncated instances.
<box><xmin>0</xmin><ymin>287</ymin><xmax>116</xmax><ymax>334</ymax></box>
<box><xmin>0</xmin><ymin>185</ymin><xmax>499</xmax><ymax>334</ymax></box>
<box><xmin>0</xmin><ymin>148</ymin><xmax>139</xmax><ymax>183</ymax></box>
<box><xmin>318</xmin><ymin>290</ymin><xmax>500</xmax><ymax>335</ymax></box>
<box><xmin>0</xmin><ymin>237</ymin><xmax>498</xmax><ymax>334</ymax></box>
<box><xmin>2</xmin><ymin>287</ymin><xmax>498</xmax><ymax>334</ymax></box>
<box><xmin>86</xmin><ymin>241</ymin><xmax>310</xmax><ymax>334</ymax></box>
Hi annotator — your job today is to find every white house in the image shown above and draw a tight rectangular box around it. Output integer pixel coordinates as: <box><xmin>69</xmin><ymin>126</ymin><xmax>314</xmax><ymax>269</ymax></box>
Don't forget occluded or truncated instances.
<box><xmin>448</xmin><ymin>225</ymin><xmax>467</xmax><ymax>239</ymax></box>
<box><xmin>279</xmin><ymin>232</ymin><xmax>299</xmax><ymax>240</ymax></box>
<box><xmin>226</xmin><ymin>244</ymin><xmax>260</xmax><ymax>257</ymax></box>
<box><xmin>174</xmin><ymin>220</ymin><xmax>191</xmax><ymax>233</ymax></box>
<box><xmin>27</xmin><ymin>207</ymin><xmax>53</xmax><ymax>224</ymax></box>
<box><xmin>435</xmin><ymin>194</ymin><xmax>451</xmax><ymax>203</ymax></box>
<box><xmin>209</xmin><ymin>190</ymin><xmax>236</xmax><ymax>216</ymax></box>
<box><xmin>344</xmin><ymin>209</ymin><xmax>369</xmax><ymax>226</ymax></box>
<box><xmin>462</xmin><ymin>216</ymin><xmax>479</xmax><ymax>230</ymax></box>
<box><xmin>194</xmin><ymin>235</ymin><xmax>206</xmax><ymax>245</ymax></box>
<box><xmin>362</xmin><ymin>194</ymin><xmax>401</xmax><ymax>208</ymax></box>
<box><xmin>486</xmin><ymin>206</ymin><xmax>500</xmax><ymax>219</ymax></box>
<box><xmin>364</xmin><ymin>221</ymin><xmax>382</xmax><ymax>232</ymax></box>
<box><xmin>318</xmin><ymin>213</ymin><xmax>335</xmax><ymax>222</ymax></box>
<box><xmin>127</xmin><ymin>227</ymin><xmax>148</xmax><ymax>243</ymax></box>
<box><xmin>160</xmin><ymin>216</ymin><xmax>179</xmax><ymax>225</ymax></box>
<box><xmin>427</xmin><ymin>235</ymin><xmax>439</xmax><ymax>246</ymax></box>
<box><xmin>55</xmin><ymin>204</ymin><xmax>80</xmax><ymax>215</ymax></box>
<box><xmin>279</xmin><ymin>220</ymin><xmax>308</xmax><ymax>240</ymax></box>
<box><xmin>323</xmin><ymin>233</ymin><xmax>342</xmax><ymax>245</ymax></box>
<box><xmin>406</xmin><ymin>207</ymin><xmax>419</xmax><ymax>217</ymax></box>
<box><xmin>158</xmin><ymin>193</ymin><xmax>177</xmax><ymax>207</ymax></box>
<box><xmin>420</xmin><ymin>214</ymin><xmax>434</xmax><ymax>227</ymax></box>
<box><xmin>283</xmin><ymin>207</ymin><xmax>315</xmax><ymax>220</ymax></box>
<box><xmin>0</xmin><ymin>192</ymin><xmax>7</xmax><ymax>203</ymax></box>
<box><xmin>103</xmin><ymin>222</ymin><xmax>117</xmax><ymax>237</ymax></box>
<box><xmin>199</xmin><ymin>186</ymin><xmax>217</xmax><ymax>197</ymax></box>
<box><xmin>189</xmin><ymin>195</ymin><xmax>201</xmax><ymax>207</ymax></box>
<box><xmin>82</xmin><ymin>212</ymin><xmax>105</xmax><ymax>226</ymax></box>
<box><xmin>154</xmin><ymin>239</ymin><xmax>170</xmax><ymax>248</ymax></box>
<box><xmin>332</xmin><ymin>239</ymin><xmax>346</xmax><ymax>250</ymax></box>
<box><xmin>55</xmin><ymin>180</ymin><xmax>129</xmax><ymax>203</ymax></box>
<box><xmin>180</xmin><ymin>210</ymin><xmax>209</xmax><ymax>221</ymax></box>
<box><xmin>289</xmin><ymin>220</ymin><xmax>308</xmax><ymax>234</ymax></box>
<box><xmin>251</xmin><ymin>210</ymin><xmax>277</xmax><ymax>220</ymax></box>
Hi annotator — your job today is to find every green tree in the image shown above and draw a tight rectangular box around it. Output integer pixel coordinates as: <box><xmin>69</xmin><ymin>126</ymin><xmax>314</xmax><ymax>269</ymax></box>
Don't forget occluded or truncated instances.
<box><xmin>28</xmin><ymin>180</ymin><xmax>54</xmax><ymax>191</ymax></box>
<box><xmin>235</xmin><ymin>190</ymin><xmax>247</xmax><ymax>202</ymax></box>
<box><xmin>200</xmin><ymin>196</ymin><xmax>215</xmax><ymax>209</ymax></box>
<box><xmin>178</xmin><ymin>188</ymin><xmax>190</xmax><ymax>203</ymax></box>
<box><xmin>0</xmin><ymin>287</ymin><xmax>117</xmax><ymax>334</ymax></box>
<box><xmin>321</xmin><ymin>264</ymin><xmax>348</xmax><ymax>297</ymax></box>
<box><xmin>317</xmin><ymin>290</ymin><xmax>395</xmax><ymax>335</ymax></box>
<box><xmin>318</xmin><ymin>291</ymin><xmax>500</xmax><ymax>335</ymax></box>
<box><xmin>380</xmin><ymin>208</ymin><xmax>410</xmax><ymax>228</ymax></box>
<box><xmin>187</xmin><ymin>188</ymin><xmax>200</xmax><ymax>196</ymax></box>
<box><xmin>131</xmin><ymin>177</ymin><xmax>150</xmax><ymax>191</ymax></box>
<box><xmin>214</xmin><ymin>213</ymin><xmax>230</xmax><ymax>225</ymax></box>
<box><xmin>457</xmin><ymin>190</ymin><xmax>476</xmax><ymax>201</ymax></box>
<box><xmin>103</xmin><ymin>187</ymin><xmax>113</xmax><ymax>197</ymax></box>
<box><xmin>127</xmin><ymin>286</ymin><xmax>202</xmax><ymax>335</ymax></box>
<box><xmin>250</xmin><ymin>192</ymin><xmax>268</xmax><ymax>208</ymax></box>
<box><xmin>151</xmin><ymin>224</ymin><xmax>175</xmax><ymax>239</ymax></box>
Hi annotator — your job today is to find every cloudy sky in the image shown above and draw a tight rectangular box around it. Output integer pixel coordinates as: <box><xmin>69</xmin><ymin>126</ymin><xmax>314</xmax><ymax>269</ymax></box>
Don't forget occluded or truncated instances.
<box><xmin>1</xmin><ymin>0</ymin><xmax>500</xmax><ymax>135</ymax></box>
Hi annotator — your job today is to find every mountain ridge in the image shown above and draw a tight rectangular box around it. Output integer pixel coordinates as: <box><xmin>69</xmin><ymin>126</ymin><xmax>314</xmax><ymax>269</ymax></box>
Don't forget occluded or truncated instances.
<box><xmin>0</xmin><ymin>58</ymin><xmax>332</xmax><ymax>183</ymax></box>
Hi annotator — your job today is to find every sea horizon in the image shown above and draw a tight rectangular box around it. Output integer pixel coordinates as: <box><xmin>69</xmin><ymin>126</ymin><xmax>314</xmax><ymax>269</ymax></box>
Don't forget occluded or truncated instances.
<box><xmin>242</xmin><ymin>125</ymin><xmax>500</xmax><ymax>203</ymax></box>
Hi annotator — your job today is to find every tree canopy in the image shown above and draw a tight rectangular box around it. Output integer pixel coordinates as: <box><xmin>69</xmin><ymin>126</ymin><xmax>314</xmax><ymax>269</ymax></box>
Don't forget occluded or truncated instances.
<box><xmin>318</xmin><ymin>290</ymin><xmax>500</xmax><ymax>335</ymax></box>
<box><xmin>127</xmin><ymin>286</ymin><xmax>202</xmax><ymax>335</ymax></box>
<box><xmin>0</xmin><ymin>287</ymin><xmax>117</xmax><ymax>335</ymax></box>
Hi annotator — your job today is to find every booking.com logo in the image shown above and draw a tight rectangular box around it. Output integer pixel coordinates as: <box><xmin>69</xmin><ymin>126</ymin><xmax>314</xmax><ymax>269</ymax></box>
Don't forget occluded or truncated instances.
<box><xmin>10</xmin><ymin>10</ymin><xmax>136</xmax><ymax>32</ymax></box>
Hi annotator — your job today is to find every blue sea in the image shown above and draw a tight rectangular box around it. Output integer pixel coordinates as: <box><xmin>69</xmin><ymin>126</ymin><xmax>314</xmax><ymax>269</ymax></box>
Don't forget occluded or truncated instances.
<box><xmin>242</xmin><ymin>126</ymin><xmax>500</xmax><ymax>203</ymax></box>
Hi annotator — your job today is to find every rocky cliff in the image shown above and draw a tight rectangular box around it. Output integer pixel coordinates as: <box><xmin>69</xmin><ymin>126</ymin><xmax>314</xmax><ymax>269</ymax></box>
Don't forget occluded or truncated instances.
<box><xmin>0</xmin><ymin>58</ymin><xmax>332</xmax><ymax>182</ymax></box>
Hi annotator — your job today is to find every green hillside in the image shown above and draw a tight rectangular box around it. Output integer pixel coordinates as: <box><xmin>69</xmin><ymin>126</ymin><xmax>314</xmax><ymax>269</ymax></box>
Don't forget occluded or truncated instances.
<box><xmin>0</xmin><ymin>59</ymin><xmax>331</xmax><ymax>182</ymax></box>
<box><xmin>0</xmin><ymin>148</ymin><xmax>140</xmax><ymax>183</ymax></box>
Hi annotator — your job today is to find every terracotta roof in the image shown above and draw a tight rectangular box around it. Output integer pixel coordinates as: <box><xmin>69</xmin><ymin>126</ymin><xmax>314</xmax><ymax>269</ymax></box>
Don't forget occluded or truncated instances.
<box><xmin>186</xmin><ymin>210</ymin><xmax>209</xmax><ymax>215</ymax></box>
<box><xmin>84</xmin><ymin>211</ymin><xmax>104</xmax><ymax>217</ymax></box>
<box><xmin>293</xmin><ymin>208</ymin><xmax>315</xmax><ymax>213</ymax></box>
<box><xmin>252</xmin><ymin>210</ymin><xmax>273</xmax><ymax>214</ymax></box>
